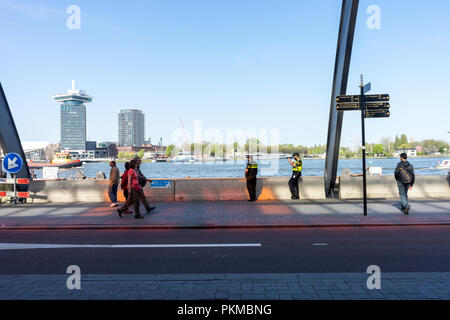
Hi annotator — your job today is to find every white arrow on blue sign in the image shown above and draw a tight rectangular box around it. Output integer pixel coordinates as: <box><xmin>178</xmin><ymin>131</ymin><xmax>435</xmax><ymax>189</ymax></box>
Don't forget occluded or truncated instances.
<box><xmin>363</xmin><ymin>82</ymin><xmax>371</xmax><ymax>94</ymax></box>
<box><xmin>2</xmin><ymin>153</ymin><xmax>23</xmax><ymax>174</ymax></box>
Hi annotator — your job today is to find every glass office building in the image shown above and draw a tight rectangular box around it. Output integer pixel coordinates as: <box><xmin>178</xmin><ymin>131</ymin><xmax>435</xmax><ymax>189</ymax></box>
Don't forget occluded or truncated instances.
<box><xmin>53</xmin><ymin>81</ymin><xmax>93</xmax><ymax>151</ymax></box>
<box><xmin>118</xmin><ymin>109</ymin><xmax>145</xmax><ymax>147</ymax></box>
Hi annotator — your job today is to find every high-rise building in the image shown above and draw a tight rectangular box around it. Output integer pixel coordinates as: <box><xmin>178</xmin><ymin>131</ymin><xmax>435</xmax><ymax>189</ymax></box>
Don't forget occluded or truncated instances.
<box><xmin>53</xmin><ymin>81</ymin><xmax>93</xmax><ymax>151</ymax></box>
<box><xmin>117</xmin><ymin>109</ymin><xmax>145</xmax><ymax>147</ymax></box>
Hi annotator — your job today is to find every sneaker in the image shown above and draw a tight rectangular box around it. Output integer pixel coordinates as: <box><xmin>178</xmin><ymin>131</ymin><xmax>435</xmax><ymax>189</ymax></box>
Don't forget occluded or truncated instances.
<box><xmin>146</xmin><ymin>207</ymin><xmax>156</xmax><ymax>214</ymax></box>
<box><xmin>404</xmin><ymin>205</ymin><xmax>411</xmax><ymax>215</ymax></box>
<box><xmin>117</xmin><ymin>209</ymin><xmax>122</xmax><ymax>218</ymax></box>
<box><xmin>135</xmin><ymin>215</ymin><xmax>144</xmax><ymax>219</ymax></box>
<box><xmin>110</xmin><ymin>202</ymin><xmax>119</xmax><ymax>207</ymax></box>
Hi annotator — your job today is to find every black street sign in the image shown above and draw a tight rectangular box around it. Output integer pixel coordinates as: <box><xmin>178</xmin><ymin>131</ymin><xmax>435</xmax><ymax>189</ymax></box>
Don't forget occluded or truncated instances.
<box><xmin>336</xmin><ymin>95</ymin><xmax>360</xmax><ymax>103</ymax></box>
<box><xmin>337</xmin><ymin>102</ymin><xmax>390</xmax><ymax>111</ymax></box>
<box><xmin>366</xmin><ymin>102</ymin><xmax>390</xmax><ymax>110</ymax></box>
<box><xmin>365</xmin><ymin>94</ymin><xmax>390</xmax><ymax>102</ymax></box>
<box><xmin>336</xmin><ymin>94</ymin><xmax>390</xmax><ymax>104</ymax></box>
<box><xmin>336</xmin><ymin>102</ymin><xmax>359</xmax><ymax>111</ymax></box>
<box><xmin>365</xmin><ymin>111</ymin><xmax>390</xmax><ymax>118</ymax></box>
<box><xmin>336</xmin><ymin>76</ymin><xmax>391</xmax><ymax>217</ymax></box>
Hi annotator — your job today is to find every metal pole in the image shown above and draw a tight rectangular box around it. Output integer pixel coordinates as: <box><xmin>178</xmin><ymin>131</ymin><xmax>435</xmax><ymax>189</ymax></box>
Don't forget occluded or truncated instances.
<box><xmin>12</xmin><ymin>173</ymin><xmax>17</xmax><ymax>205</ymax></box>
<box><xmin>360</xmin><ymin>75</ymin><xmax>367</xmax><ymax>216</ymax></box>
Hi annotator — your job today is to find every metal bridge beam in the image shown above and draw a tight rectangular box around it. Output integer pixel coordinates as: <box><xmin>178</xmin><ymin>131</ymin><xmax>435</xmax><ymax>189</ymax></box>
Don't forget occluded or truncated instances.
<box><xmin>0</xmin><ymin>82</ymin><xmax>31</xmax><ymax>179</ymax></box>
<box><xmin>324</xmin><ymin>0</ymin><xmax>359</xmax><ymax>198</ymax></box>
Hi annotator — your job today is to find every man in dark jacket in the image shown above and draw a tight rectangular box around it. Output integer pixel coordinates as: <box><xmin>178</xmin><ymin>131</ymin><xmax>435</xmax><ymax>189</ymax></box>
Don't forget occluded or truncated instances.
<box><xmin>394</xmin><ymin>153</ymin><xmax>415</xmax><ymax>214</ymax></box>
<box><xmin>134</xmin><ymin>157</ymin><xmax>156</xmax><ymax>214</ymax></box>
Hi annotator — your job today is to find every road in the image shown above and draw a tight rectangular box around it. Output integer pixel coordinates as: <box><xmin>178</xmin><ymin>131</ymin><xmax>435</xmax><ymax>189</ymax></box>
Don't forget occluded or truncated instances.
<box><xmin>1</xmin><ymin>225</ymin><xmax>449</xmax><ymax>274</ymax></box>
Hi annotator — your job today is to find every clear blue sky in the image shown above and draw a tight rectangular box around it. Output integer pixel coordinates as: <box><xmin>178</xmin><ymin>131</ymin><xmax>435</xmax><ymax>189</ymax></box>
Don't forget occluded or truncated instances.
<box><xmin>0</xmin><ymin>0</ymin><xmax>449</xmax><ymax>148</ymax></box>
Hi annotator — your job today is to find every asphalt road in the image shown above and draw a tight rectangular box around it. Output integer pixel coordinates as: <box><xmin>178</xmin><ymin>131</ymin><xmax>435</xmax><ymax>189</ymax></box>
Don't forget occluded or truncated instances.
<box><xmin>0</xmin><ymin>226</ymin><xmax>449</xmax><ymax>274</ymax></box>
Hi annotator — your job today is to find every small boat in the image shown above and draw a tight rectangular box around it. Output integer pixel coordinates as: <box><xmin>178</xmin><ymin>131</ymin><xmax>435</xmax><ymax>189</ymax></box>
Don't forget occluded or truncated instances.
<box><xmin>170</xmin><ymin>154</ymin><xmax>195</xmax><ymax>162</ymax></box>
<box><xmin>436</xmin><ymin>159</ymin><xmax>450</xmax><ymax>170</ymax></box>
<box><xmin>28</xmin><ymin>151</ymin><xmax>82</xmax><ymax>169</ymax></box>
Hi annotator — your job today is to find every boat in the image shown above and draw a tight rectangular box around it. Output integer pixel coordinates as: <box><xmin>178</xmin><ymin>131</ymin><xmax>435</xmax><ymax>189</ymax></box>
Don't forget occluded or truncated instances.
<box><xmin>28</xmin><ymin>151</ymin><xmax>82</xmax><ymax>169</ymax></box>
<box><xmin>170</xmin><ymin>154</ymin><xmax>195</xmax><ymax>162</ymax></box>
<box><xmin>436</xmin><ymin>159</ymin><xmax>450</xmax><ymax>170</ymax></box>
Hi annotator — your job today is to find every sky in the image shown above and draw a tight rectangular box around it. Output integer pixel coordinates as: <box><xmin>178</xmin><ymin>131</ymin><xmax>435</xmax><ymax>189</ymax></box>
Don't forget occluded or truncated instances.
<box><xmin>0</xmin><ymin>0</ymin><xmax>449</xmax><ymax>149</ymax></box>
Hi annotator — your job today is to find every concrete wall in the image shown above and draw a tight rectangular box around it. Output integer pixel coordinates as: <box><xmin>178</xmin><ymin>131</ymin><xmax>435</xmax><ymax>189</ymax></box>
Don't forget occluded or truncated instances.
<box><xmin>26</xmin><ymin>177</ymin><xmax>326</xmax><ymax>203</ymax></box>
<box><xmin>174</xmin><ymin>177</ymin><xmax>325</xmax><ymax>201</ymax></box>
<box><xmin>21</xmin><ymin>175</ymin><xmax>450</xmax><ymax>203</ymax></box>
<box><xmin>340</xmin><ymin>175</ymin><xmax>450</xmax><ymax>199</ymax></box>
<box><xmin>28</xmin><ymin>179</ymin><xmax>175</xmax><ymax>203</ymax></box>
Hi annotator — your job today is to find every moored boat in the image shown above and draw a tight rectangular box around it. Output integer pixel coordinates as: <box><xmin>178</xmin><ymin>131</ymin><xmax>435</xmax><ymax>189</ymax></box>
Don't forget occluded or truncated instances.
<box><xmin>436</xmin><ymin>159</ymin><xmax>450</xmax><ymax>170</ymax></box>
<box><xmin>28</xmin><ymin>151</ymin><xmax>82</xmax><ymax>169</ymax></box>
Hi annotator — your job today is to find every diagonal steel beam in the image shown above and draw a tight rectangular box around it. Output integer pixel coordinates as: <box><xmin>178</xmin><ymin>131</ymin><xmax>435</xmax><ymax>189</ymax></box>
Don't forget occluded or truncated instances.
<box><xmin>0</xmin><ymin>82</ymin><xmax>31</xmax><ymax>180</ymax></box>
<box><xmin>324</xmin><ymin>0</ymin><xmax>359</xmax><ymax>198</ymax></box>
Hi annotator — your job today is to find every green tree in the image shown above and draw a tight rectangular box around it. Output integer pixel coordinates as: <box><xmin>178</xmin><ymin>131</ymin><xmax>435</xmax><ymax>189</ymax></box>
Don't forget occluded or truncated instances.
<box><xmin>137</xmin><ymin>149</ymin><xmax>145</xmax><ymax>159</ymax></box>
<box><xmin>372</xmin><ymin>144</ymin><xmax>384</xmax><ymax>156</ymax></box>
<box><xmin>166</xmin><ymin>144</ymin><xmax>176</xmax><ymax>157</ymax></box>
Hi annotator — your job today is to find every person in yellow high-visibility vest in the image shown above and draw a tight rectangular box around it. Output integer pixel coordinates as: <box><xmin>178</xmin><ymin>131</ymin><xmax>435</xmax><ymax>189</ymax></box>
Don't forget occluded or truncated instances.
<box><xmin>288</xmin><ymin>153</ymin><xmax>303</xmax><ymax>200</ymax></box>
<box><xmin>245</xmin><ymin>155</ymin><xmax>258</xmax><ymax>201</ymax></box>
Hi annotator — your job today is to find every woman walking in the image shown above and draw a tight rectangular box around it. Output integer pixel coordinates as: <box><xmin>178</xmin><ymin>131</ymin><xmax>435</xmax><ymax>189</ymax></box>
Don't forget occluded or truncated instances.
<box><xmin>117</xmin><ymin>160</ymin><xmax>144</xmax><ymax>219</ymax></box>
<box><xmin>120</xmin><ymin>162</ymin><xmax>133</xmax><ymax>215</ymax></box>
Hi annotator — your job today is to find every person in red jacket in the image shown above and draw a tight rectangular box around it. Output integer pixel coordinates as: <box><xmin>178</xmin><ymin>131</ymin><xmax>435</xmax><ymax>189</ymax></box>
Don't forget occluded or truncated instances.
<box><xmin>120</xmin><ymin>162</ymin><xmax>133</xmax><ymax>215</ymax></box>
<box><xmin>117</xmin><ymin>160</ymin><xmax>144</xmax><ymax>219</ymax></box>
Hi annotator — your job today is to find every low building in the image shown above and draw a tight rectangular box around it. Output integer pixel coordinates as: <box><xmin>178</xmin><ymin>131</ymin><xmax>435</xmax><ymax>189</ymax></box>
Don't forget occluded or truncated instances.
<box><xmin>394</xmin><ymin>148</ymin><xmax>417</xmax><ymax>158</ymax></box>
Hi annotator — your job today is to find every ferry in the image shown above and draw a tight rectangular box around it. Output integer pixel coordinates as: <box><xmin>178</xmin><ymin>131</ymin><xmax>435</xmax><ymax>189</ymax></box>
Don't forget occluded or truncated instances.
<box><xmin>28</xmin><ymin>151</ymin><xmax>82</xmax><ymax>169</ymax></box>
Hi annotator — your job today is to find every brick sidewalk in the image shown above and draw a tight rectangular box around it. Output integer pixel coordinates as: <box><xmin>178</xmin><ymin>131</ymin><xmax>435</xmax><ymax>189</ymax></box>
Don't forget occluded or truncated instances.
<box><xmin>1</xmin><ymin>273</ymin><xmax>449</xmax><ymax>300</ymax></box>
<box><xmin>0</xmin><ymin>199</ymin><xmax>449</xmax><ymax>229</ymax></box>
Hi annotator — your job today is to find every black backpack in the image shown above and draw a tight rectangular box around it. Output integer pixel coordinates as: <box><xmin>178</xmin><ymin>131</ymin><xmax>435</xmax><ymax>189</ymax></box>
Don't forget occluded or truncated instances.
<box><xmin>399</xmin><ymin>167</ymin><xmax>412</xmax><ymax>185</ymax></box>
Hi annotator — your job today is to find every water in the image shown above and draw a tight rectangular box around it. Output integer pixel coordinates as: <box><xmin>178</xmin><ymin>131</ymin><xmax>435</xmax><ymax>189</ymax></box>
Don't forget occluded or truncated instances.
<box><xmin>31</xmin><ymin>157</ymin><xmax>449</xmax><ymax>179</ymax></box>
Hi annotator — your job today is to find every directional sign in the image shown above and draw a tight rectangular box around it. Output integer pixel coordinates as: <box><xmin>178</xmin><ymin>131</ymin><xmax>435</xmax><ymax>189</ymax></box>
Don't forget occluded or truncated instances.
<box><xmin>365</xmin><ymin>102</ymin><xmax>390</xmax><ymax>110</ymax></box>
<box><xmin>365</xmin><ymin>94</ymin><xmax>390</xmax><ymax>102</ymax></box>
<box><xmin>336</xmin><ymin>94</ymin><xmax>390</xmax><ymax>104</ymax></box>
<box><xmin>336</xmin><ymin>103</ymin><xmax>360</xmax><ymax>111</ymax></box>
<box><xmin>366</xmin><ymin>111</ymin><xmax>390</xmax><ymax>118</ymax></box>
<box><xmin>336</xmin><ymin>95</ymin><xmax>360</xmax><ymax>103</ymax></box>
<box><xmin>2</xmin><ymin>153</ymin><xmax>23</xmax><ymax>174</ymax></box>
<box><xmin>337</xmin><ymin>102</ymin><xmax>390</xmax><ymax>111</ymax></box>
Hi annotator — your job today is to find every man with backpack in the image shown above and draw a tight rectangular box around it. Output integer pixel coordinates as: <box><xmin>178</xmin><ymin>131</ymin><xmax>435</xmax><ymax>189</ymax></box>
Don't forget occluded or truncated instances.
<box><xmin>394</xmin><ymin>153</ymin><xmax>415</xmax><ymax>214</ymax></box>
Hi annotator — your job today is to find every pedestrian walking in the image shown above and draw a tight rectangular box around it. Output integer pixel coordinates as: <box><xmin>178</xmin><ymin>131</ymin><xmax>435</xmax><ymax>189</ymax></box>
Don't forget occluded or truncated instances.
<box><xmin>288</xmin><ymin>153</ymin><xmax>303</xmax><ymax>200</ymax></box>
<box><xmin>394</xmin><ymin>153</ymin><xmax>415</xmax><ymax>214</ymax></box>
<box><xmin>245</xmin><ymin>155</ymin><xmax>258</xmax><ymax>201</ymax></box>
<box><xmin>134</xmin><ymin>157</ymin><xmax>156</xmax><ymax>214</ymax></box>
<box><xmin>117</xmin><ymin>160</ymin><xmax>144</xmax><ymax>219</ymax></box>
<box><xmin>108</xmin><ymin>161</ymin><xmax>120</xmax><ymax>207</ymax></box>
<box><xmin>120</xmin><ymin>162</ymin><xmax>133</xmax><ymax>215</ymax></box>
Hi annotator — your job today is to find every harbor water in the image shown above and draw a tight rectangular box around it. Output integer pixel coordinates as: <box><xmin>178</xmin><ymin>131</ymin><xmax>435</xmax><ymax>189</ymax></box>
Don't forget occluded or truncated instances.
<box><xmin>31</xmin><ymin>157</ymin><xmax>449</xmax><ymax>180</ymax></box>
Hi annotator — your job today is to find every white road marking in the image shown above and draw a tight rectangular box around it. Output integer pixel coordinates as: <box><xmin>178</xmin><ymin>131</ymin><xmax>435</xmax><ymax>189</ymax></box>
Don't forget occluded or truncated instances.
<box><xmin>0</xmin><ymin>243</ymin><xmax>262</xmax><ymax>250</ymax></box>
<box><xmin>312</xmin><ymin>243</ymin><xmax>328</xmax><ymax>246</ymax></box>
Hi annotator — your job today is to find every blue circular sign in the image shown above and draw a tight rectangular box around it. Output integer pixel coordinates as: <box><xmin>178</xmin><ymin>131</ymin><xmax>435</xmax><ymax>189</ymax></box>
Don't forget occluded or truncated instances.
<box><xmin>2</xmin><ymin>153</ymin><xmax>23</xmax><ymax>174</ymax></box>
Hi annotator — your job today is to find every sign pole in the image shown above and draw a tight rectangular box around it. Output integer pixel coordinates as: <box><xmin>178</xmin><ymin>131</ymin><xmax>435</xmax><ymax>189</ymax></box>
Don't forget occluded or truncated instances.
<box><xmin>360</xmin><ymin>75</ymin><xmax>368</xmax><ymax>216</ymax></box>
<box><xmin>12</xmin><ymin>173</ymin><xmax>17</xmax><ymax>205</ymax></box>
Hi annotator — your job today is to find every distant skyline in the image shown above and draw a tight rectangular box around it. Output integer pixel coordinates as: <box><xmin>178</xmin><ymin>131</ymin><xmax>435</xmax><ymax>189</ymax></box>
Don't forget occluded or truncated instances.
<box><xmin>1</xmin><ymin>0</ymin><xmax>449</xmax><ymax>148</ymax></box>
